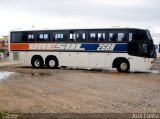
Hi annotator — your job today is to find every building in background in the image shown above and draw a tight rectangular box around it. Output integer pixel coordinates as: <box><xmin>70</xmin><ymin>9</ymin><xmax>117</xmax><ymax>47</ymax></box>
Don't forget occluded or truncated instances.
<box><xmin>0</xmin><ymin>36</ymin><xmax>9</xmax><ymax>51</ymax></box>
<box><xmin>0</xmin><ymin>36</ymin><xmax>9</xmax><ymax>61</ymax></box>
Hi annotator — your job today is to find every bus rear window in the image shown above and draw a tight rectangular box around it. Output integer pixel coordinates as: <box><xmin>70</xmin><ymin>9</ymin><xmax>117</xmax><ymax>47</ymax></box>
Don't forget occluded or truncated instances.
<box><xmin>11</xmin><ymin>32</ymin><xmax>22</xmax><ymax>42</ymax></box>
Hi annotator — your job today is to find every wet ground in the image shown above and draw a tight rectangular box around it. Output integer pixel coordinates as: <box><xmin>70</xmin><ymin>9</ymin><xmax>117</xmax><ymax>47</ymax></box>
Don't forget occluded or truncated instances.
<box><xmin>0</xmin><ymin>59</ymin><xmax>160</xmax><ymax>113</ymax></box>
<box><xmin>0</xmin><ymin>71</ymin><xmax>14</xmax><ymax>80</ymax></box>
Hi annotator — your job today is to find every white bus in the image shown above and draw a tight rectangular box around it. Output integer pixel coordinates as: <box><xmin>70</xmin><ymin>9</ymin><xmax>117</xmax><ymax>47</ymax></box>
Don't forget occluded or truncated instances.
<box><xmin>9</xmin><ymin>28</ymin><xmax>156</xmax><ymax>72</ymax></box>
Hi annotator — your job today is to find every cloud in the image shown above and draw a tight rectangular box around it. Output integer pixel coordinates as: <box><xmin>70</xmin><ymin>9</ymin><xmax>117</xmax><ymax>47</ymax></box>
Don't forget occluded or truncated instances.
<box><xmin>1</xmin><ymin>0</ymin><xmax>160</xmax><ymax>20</ymax></box>
<box><xmin>0</xmin><ymin>0</ymin><xmax>160</xmax><ymax>43</ymax></box>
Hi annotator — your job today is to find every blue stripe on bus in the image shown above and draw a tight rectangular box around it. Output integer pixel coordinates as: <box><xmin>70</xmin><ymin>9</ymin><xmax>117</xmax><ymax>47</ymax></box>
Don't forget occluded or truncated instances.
<box><xmin>81</xmin><ymin>44</ymin><xmax>99</xmax><ymax>51</ymax></box>
<box><xmin>80</xmin><ymin>43</ymin><xmax>128</xmax><ymax>51</ymax></box>
<box><xmin>114</xmin><ymin>44</ymin><xmax>128</xmax><ymax>52</ymax></box>
<box><xmin>159</xmin><ymin>44</ymin><xmax>160</xmax><ymax>53</ymax></box>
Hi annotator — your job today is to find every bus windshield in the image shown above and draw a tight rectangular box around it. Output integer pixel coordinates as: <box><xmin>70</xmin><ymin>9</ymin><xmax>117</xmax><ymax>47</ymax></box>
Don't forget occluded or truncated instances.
<box><xmin>129</xmin><ymin>29</ymin><xmax>153</xmax><ymax>41</ymax></box>
<box><xmin>146</xmin><ymin>30</ymin><xmax>152</xmax><ymax>40</ymax></box>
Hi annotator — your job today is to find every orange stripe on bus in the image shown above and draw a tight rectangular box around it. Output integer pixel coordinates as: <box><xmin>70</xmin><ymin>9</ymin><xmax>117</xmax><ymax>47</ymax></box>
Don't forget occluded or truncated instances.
<box><xmin>10</xmin><ymin>43</ymin><xmax>29</xmax><ymax>50</ymax></box>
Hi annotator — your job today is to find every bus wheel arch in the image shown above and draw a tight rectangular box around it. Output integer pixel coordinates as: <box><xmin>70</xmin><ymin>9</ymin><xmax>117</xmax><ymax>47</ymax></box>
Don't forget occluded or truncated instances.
<box><xmin>31</xmin><ymin>55</ymin><xmax>44</xmax><ymax>68</ymax></box>
<box><xmin>112</xmin><ymin>57</ymin><xmax>130</xmax><ymax>72</ymax></box>
<box><xmin>45</xmin><ymin>55</ymin><xmax>59</xmax><ymax>69</ymax></box>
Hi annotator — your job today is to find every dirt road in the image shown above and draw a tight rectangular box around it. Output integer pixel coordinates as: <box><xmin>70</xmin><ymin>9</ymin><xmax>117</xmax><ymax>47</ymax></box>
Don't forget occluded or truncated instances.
<box><xmin>0</xmin><ymin>60</ymin><xmax>160</xmax><ymax>113</ymax></box>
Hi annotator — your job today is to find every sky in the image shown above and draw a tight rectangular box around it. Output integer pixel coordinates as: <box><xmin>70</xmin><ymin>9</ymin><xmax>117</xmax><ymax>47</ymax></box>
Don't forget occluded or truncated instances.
<box><xmin>0</xmin><ymin>0</ymin><xmax>160</xmax><ymax>44</ymax></box>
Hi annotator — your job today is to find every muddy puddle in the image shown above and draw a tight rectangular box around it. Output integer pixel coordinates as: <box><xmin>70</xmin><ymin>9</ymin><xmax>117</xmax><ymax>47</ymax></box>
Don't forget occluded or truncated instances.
<box><xmin>18</xmin><ymin>72</ymin><xmax>51</xmax><ymax>78</ymax></box>
<box><xmin>83</xmin><ymin>69</ymin><xmax>160</xmax><ymax>75</ymax></box>
<box><xmin>0</xmin><ymin>71</ymin><xmax>14</xmax><ymax>80</ymax></box>
<box><xmin>29</xmin><ymin>73</ymin><xmax>51</xmax><ymax>77</ymax></box>
<box><xmin>149</xmin><ymin>70</ymin><xmax>160</xmax><ymax>74</ymax></box>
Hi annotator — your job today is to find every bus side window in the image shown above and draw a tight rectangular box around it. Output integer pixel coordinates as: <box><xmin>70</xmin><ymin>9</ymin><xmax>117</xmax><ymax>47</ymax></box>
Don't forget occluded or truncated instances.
<box><xmin>28</xmin><ymin>34</ymin><xmax>35</xmax><ymax>42</ymax></box>
<box><xmin>37</xmin><ymin>33</ymin><xmax>49</xmax><ymax>41</ymax></box>
<box><xmin>22</xmin><ymin>32</ymin><xmax>28</xmax><ymax>42</ymax></box>
<box><xmin>76</xmin><ymin>33</ymin><xmax>79</xmax><ymax>42</ymax></box>
<box><xmin>69</xmin><ymin>33</ymin><xmax>76</xmax><ymax>42</ymax></box>
<box><xmin>38</xmin><ymin>34</ymin><xmax>43</xmax><ymax>41</ymax></box>
<box><xmin>74</xmin><ymin>32</ymin><xmax>87</xmax><ymax>42</ymax></box>
<box><xmin>109</xmin><ymin>33</ymin><xmax>117</xmax><ymax>42</ymax></box>
<box><xmin>77</xmin><ymin>33</ymin><xmax>85</xmax><ymax>42</ymax></box>
<box><xmin>22</xmin><ymin>32</ymin><xmax>35</xmax><ymax>42</ymax></box>
<box><xmin>129</xmin><ymin>33</ymin><xmax>133</xmax><ymax>42</ymax></box>
<box><xmin>98</xmin><ymin>33</ymin><xmax>105</xmax><ymax>42</ymax></box>
<box><xmin>44</xmin><ymin>34</ymin><xmax>49</xmax><ymax>40</ymax></box>
<box><xmin>82</xmin><ymin>33</ymin><xmax>86</xmax><ymax>41</ymax></box>
<box><xmin>54</xmin><ymin>33</ymin><xmax>64</xmax><ymax>42</ymax></box>
<box><xmin>89</xmin><ymin>33</ymin><xmax>97</xmax><ymax>42</ymax></box>
<box><xmin>117</xmin><ymin>33</ymin><xmax>126</xmax><ymax>42</ymax></box>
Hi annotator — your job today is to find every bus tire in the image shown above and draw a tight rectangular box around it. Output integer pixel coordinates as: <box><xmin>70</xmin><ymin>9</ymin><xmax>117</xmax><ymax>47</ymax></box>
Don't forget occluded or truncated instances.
<box><xmin>117</xmin><ymin>60</ymin><xmax>130</xmax><ymax>72</ymax></box>
<box><xmin>45</xmin><ymin>56</ymin><xmax>58</xmax><ymax>69</ymax></box>
<box><xmin>31</xmin><ymin>56</ymin><xmax>44</xmax><ymax>68</ymax></box>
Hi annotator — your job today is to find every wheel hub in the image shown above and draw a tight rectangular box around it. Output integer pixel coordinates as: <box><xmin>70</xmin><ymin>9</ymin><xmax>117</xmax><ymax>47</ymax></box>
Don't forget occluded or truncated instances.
<box><xmin>35</xmin><ymin>60</ymin><xmax>40</xmax><ymax>67</ymax></box>
<box><xmin>120</xmin><ymin>62</ymin><xmax>128</xmax><ymax>71</ymax></box>
<box><xmin>49</xmin><ymin>60</ymin><xmax>56</xmax><ymax>67</ymax></box>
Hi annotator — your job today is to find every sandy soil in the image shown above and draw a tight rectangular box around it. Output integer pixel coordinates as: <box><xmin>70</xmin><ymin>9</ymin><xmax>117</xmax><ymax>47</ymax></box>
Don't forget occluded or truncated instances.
<box><xmin>0</xmin><ymin>59</ymin><xmax>160</xmax><ymax>113</ymax></box>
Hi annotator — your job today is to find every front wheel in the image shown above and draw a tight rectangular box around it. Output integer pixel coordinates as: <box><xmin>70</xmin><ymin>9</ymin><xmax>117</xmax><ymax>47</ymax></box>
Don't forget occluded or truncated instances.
<box><xmin>117</xmin><ymin>60</ymin><xmax>130</xmax><ymax>72</ymax></box>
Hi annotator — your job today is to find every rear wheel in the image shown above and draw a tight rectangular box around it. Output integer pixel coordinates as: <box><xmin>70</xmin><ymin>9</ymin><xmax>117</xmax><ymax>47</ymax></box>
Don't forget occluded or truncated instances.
<box><xmin>46</xmin><ymin>57</ymin><xmax>58</xmax><ymax>69</ymax></box>
<box><xmin>31</xmin><ymin>57</ymin><xmax>44</xmax><ymax>68</ymax></box>
<box><xmin>117</xmin><ymin>60</ymin><xmax>130</xmax><ymax>72</ymax></box>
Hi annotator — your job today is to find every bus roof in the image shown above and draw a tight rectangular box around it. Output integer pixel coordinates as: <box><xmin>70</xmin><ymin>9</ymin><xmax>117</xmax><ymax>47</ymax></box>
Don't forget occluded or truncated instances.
<box><xmin>10</xmin><ymin>28</ymin><xmax>148</xmax><ymax>32</ymax></box>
